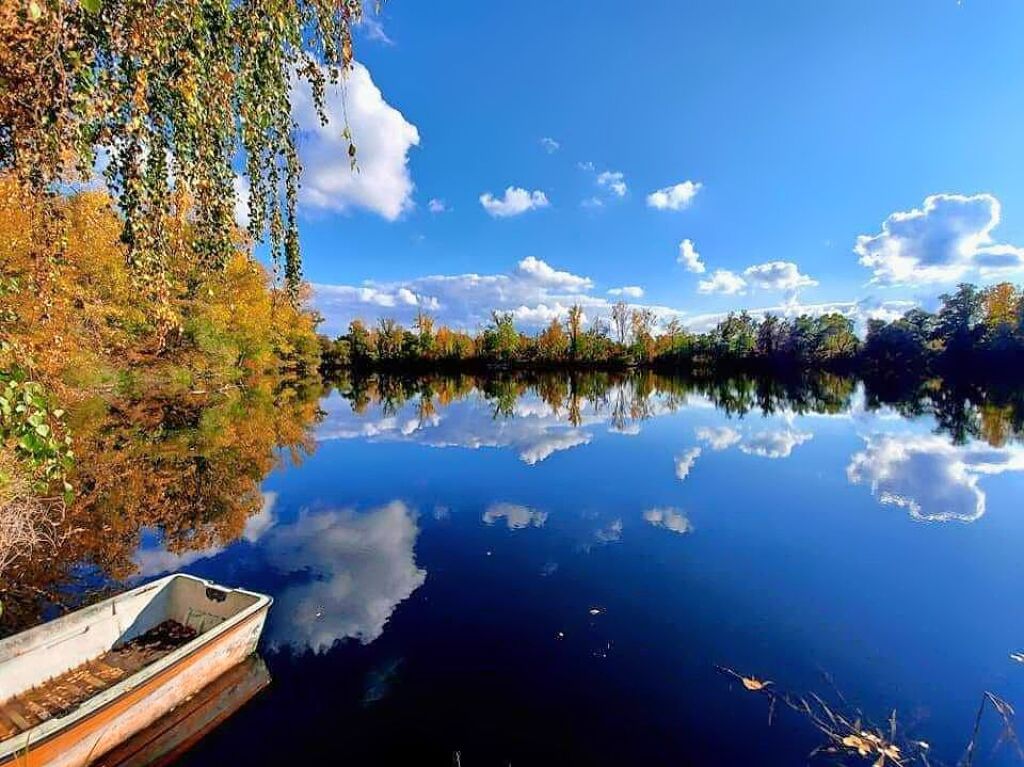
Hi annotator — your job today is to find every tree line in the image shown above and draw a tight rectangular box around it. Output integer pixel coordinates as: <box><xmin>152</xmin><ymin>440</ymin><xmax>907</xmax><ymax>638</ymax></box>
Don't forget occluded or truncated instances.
<box><xmin>320</xmin><ymin>282</ymin><xmax>1024</xmax><ymax>375</ymax></box>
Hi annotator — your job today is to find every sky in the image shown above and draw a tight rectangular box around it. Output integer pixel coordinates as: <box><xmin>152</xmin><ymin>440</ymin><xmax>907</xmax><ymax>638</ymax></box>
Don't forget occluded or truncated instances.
<box><xmin>260</xmin><ymin>0</ymin><xmax>1024</xmax><ymax>337</ymax></box>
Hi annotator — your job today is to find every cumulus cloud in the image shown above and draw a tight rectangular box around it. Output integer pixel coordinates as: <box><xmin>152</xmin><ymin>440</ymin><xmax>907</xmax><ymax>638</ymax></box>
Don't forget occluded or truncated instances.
<box><xmin>696</xmin><ymin>426</ymin><xmax>741</xmax><ymax>451</ymax></box>
<box><xmin>646</xmin><ymin>180</ymin><xmax>702</xmax><ymax>211</ymax></box>
<box><xmin>855</xmin><ymin>193</ymin><xmax>1024</xmax><ymax>286</ymax></box>
<box><xmin>480</xmin><ymin>186</ymin><xmax>550</xmax><ymax>217</ymax></box>
<box><xmin>608</xmin><ymin>286</ymin><xmax>645</xmax><ymax>298</ymax></box>
<box><xmin>483</xmin><ymin>502</ymin><xmax>548</xmax><ymax>530</ymax></box>
<box><xmin>518</xmin><ymin>431</ymin><xmax>591</xmax><ymax>464</ymax></box>
<box><xmin>266</xmin><ymin>501</ymin><xmax>426</xmax><ymax>652</ymax></box>
<box><xmin>540</xmin><ymin>137</ymin><xmax>560</xmax><ymax>154</ymax></box>
<box><xmin>743</xmin><ymin>261</ymin><xmax>818</xmax><ymax>292</ymax></box>
<box><xmin>697</xmin><ymin>262</ymin><xmax>816</xmax><ymax>295</ymax></box>
<box><xmin>516</xmin><ymin>255</ymin><xmax>593</xmax><ymax>291</ymax></box>
<box><xmin>674</xmin><ymin>447</ymin><xmax>702</xmax><ymax>480</ymax></box>
<box><xmin>739</xmin><ymin>429</ymin><xmax>813</xmax><ymax>459</ymax></box>
<box><xmin>643</xmin><ymin>507</ymin><xmax>694</xmax><ymax>535</ymax></box>
<box><xmin>678</xmin><ymin>239</ymin><xmax>706</xmax><ymax>274</ymax></box>
<box><xmin>312</xmin><ymin>257</ymin><xmax>691</xmax><ymax>336</ymax></box>
<box><xmin>597</xmin><ymin>170</ymin><xmax>628</xmax><ymax>197</ymax></box>
<box><xmin>847</xmin><ymin>433</ymin><xmax>1024</xmax><ymax>523</ymax></box>
<box><xmin>698</xmin><ymin>269</ymin><xmax>748</xmax><ymax>295</ymax></box>
<box><xmin>291</xmin><ymin>63</ymin><xmax>419</xmax><ymax>220</ymax></box>
<box><xmin>428</xmin><ymin>198</ymin><xmax>448</xmax><ymax>213</ymax></box>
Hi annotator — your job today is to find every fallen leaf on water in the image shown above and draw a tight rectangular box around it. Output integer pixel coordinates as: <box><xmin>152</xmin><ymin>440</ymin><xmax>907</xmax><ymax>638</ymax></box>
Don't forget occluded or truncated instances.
<box><xmin>842</xmin><ymin>734</ymin><xmax>872</xmax><ymax>756</ymax></box>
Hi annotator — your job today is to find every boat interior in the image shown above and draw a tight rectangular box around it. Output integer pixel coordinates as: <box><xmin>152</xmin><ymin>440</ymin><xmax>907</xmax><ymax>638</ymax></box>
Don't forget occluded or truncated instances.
<box><xmin>0</xmin><ymin>575</ymin><xmax>262</xmax><ymax>743</ymax></box>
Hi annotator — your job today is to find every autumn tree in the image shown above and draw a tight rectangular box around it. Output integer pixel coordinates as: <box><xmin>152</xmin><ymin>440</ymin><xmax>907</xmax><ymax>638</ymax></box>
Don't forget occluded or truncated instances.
<box><xmin>1</xmin><ymin>0</ymin><xmax>372</xmax><ymax>295</ymax></box>
<box><xmin>566</xmin><ymin>305</ymin><xmax>584</xmax><ymax>360</ymax></box>
<box><xmin>537</xmin><ymin>318</ymin><xmax>569</xmax><ymax>361</ymax></box>
<box><xmin>611</xmin><ymin>301</ymin><xmax>630</xmax><ymax>345</ymax></box>
<box><xmin>629</xmin><ymin>308</ymin><xmax>656</xmax><ymax>363</ymax></box>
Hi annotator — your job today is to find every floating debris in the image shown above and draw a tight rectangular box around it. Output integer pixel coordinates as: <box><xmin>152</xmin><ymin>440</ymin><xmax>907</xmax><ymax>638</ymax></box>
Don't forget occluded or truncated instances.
<box><xmin>716</xmin><ymin>665</ymin><xmax>1021</xmax><ymax>766</ymax></box>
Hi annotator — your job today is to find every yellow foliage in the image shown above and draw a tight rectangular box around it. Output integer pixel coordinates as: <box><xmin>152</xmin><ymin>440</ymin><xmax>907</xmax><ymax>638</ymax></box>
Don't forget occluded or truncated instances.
<box><xmin>0</xmin><ymin>174</ymin><xmax>321</xmax><ymax>394</ymax></box>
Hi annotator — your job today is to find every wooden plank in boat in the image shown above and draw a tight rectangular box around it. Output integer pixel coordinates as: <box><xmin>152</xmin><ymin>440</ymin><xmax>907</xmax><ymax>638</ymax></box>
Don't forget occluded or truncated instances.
<box><xmin>0</xmin><ymin>620</ymin><xmax>197</xmax><ymax>739</ymax></box>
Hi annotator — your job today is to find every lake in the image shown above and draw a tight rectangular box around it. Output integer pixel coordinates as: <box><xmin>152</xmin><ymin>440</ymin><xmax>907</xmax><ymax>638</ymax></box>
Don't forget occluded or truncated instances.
<box><xmin>9</xmin><ymin>371</ymin><xmax>1024</xmax><ymax>765</ymax></box>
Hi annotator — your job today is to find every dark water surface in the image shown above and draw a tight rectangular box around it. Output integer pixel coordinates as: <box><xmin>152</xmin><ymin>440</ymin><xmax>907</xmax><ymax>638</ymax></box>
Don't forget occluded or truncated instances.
<box><xmin>15</xmin><ymin>372</ymin><xmax>1024</xmax><ymax>765</ymax></box>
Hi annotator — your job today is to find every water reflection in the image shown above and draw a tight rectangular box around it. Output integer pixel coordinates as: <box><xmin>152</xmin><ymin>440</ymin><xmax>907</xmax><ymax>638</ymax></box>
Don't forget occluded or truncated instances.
<box><xmin>5</xmin><ymin>369</ymin><xmax>1024</xmax><ymax>764</ymax></box>
<box><xmin>482</xmin><ymin>502</ymin><xmax>548</xmax><ymax>530</ymax></box>
<box><xmin>5</xmin><ymin>368</ymin><xmax>1024</xmax><ymax>639</ymax></box>
<box><xmin>847</xmin><ymin>433</ymin><xmax>1024</xmax><ymax>523</ymax></box>
<box><xmin>0</xmin><ymin>375</ymin><xmax>324</xmax><ymax>635</ymax></box>
<box><xmin>642</xmin><ymin>507</ymin><xmax>694</xmax><ymax>535</ymax></box>
<box><xmin>264</xmin><ymin>501</ymin><xmax>426</xmax><ymax>651</ymax></box>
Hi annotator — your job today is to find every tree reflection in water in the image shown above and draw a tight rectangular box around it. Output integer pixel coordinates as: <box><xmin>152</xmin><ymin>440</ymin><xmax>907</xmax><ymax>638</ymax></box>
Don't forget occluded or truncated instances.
<box><xmin>4</xmin><ymin>368</ymin><xmax>1024</xmax><ymax>636</ymax></box>
<box><xmin>0</xmin><ymin>375</ymin><xmax>324</xmax><ymax>635</ymax></box>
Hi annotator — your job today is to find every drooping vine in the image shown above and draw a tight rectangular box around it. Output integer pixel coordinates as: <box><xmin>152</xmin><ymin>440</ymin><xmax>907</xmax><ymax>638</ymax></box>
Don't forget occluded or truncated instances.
<box><xmin>0</xmin><ymin>0</ymin><xmax>366</xmax><ymax>296</ymax></box>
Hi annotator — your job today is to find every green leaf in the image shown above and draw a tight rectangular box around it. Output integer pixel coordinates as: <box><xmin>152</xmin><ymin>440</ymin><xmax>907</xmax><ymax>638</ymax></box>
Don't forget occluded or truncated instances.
<box><xmin>79</xmin><ymin>0</ymin><xmax>100</xmax><ymax>13</ymax></box>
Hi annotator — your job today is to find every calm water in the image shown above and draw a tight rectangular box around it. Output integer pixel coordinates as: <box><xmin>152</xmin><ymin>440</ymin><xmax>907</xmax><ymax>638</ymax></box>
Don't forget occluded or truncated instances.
<box><xmin>14</xmin><ymin>372</ymin><xmax>1024</xmax><ymax>764</ymax></box>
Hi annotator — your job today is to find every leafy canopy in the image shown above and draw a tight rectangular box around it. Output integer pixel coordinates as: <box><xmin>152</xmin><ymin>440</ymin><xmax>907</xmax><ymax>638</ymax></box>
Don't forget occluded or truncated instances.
<box><xmin>0</xmin><ymin>0</ymin><xmax>370</xmax><ymax>293</ymax></box>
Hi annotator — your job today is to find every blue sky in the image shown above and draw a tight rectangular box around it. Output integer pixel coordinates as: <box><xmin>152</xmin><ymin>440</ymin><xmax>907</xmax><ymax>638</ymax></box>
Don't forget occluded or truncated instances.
<box><xmin>274</xmin><ymin>0</ymin><xmax>1024</xmax><ymax>336</ymax></box>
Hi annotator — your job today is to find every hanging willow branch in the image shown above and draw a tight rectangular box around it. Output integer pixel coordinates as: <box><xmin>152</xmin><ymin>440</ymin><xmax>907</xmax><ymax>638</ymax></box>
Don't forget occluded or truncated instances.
<box><xmin>0</xmin><ymin>0</ymin><xmax>367</xmax><ymax>296</ymax></box>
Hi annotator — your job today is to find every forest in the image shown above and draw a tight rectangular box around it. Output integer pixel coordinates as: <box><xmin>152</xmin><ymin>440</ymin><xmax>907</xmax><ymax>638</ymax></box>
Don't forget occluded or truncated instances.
<box><xmin>318</xmin><ymin>282</ymin><xmax>1024</xmax><ymax>375</ymax></box>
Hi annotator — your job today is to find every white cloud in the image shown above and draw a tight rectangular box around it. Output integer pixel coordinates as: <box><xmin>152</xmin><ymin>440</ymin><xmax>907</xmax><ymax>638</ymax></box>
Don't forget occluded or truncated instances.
<box><xmin>608</xmin><ymin>286</ymin><xmax>644</xmax><ymax>299</ymax></box>
<box><xmin>266</xmin><ymin>501</ymin><xmax>426</xmax><ymax>652</ymax></box>
<box><xmin>696</xmin><ymin>426</ymin><xmax>741</xmax><ymax>451</ymax></box>
<box><xmin>355</xmin><ymin>13</ymin><xmax>393</xmax><ymax>45</ymax></box>
<box><xmin>540</xmin><ymin>137</ymin><xmax>560</xmax><ymax>154</ymax></box>
<box><xmin>643</xmin><ymin>507</ymin><xmax>694</xmax><ymax>535</ymax></box>
<box><xmin>739</xmin><ymin>429</ymin><xmax>813</xmax><ymax>459</ymax></box>
<box><xmin>743</xmin><ymin>261</ymin><xmax>818</xmax><ymax>292</ymax></box>
<box><xmin>428</xmin><ymin>198</ymin><xmax>448</xmax><ymax>213</ymax></box>
<box><xmin>480</xmin><ymin>186</ymin><xmax>550</xmax><ymax>217</ymax></box>
<box><xmin>698</xmin><ymin>269</ymin><xmax>748</xmax><ymax>295</ymax></box>
<box><xmin>597</xmin><ymin>170</ymin><xmax>627</xmax><ymax>197</ymax></box>
<box><xmin>516</xmin><ymin>255</ymin><xmax>593</xmax><ymax>291</ymax></box>
<box><xmin>855</xmin><ymin>193</ymin><xmax>1024</xmax><ymax>286</ymax></box>
<box><xmin>847</xmin><ymin>433</ymin><xmax>1024</xmax><ymax>523</ymax></box>
<box><xmin>291</xmin><ymin>62</ymin><xmax>419</xmax><ymax>220</ymax></box>
<box><xmin>233</xmin><ymin>176</ymin><xmax>251</xmax><ymax>230</ymax></box>
<box><xmin>577</xmin><ymin>160</ymin><xmax>595</xmax><ymax>172</ymax></box>
<box><xmin>646</xmin><ymin>180</ymin><xmax>702</xmax><ymax>211</ymax></box>
<box><xmin>483</xmin><ymin>502</ymin><xmax>548</xmax><ymax>530</ymax></box>
<box><xmin>580</xmin><ymin>196</ymin><xmax>604</xmax><ymax>210</ymax></box>
<box><xmin>677</xmin><ymin>239</ymin><xmax>706</xmax><ymax>274</ymax></box>
<box><xmin>674</xmin><ymin>447</ymin><xmax>702</xmax><ymax>480</ymax></box>
<box><xmin>518</xmin><ymin>431</ymin><xmax>591</xmax><ymax>464</ymax></box>
<box><xmin>315</xmin><ymin>387</ymin><xmax>602</xmax><ymax>466</ymax></box>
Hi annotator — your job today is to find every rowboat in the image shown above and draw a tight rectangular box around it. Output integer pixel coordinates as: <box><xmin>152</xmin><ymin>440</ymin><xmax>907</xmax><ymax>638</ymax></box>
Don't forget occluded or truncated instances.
<box><xmin>95</xmin><ymin>656</ymin><xmax>270</xmax><ymax>767</ymax></box>
<box><xmin>0</xmin><ymin>574</ymin><xmax>271</xmax><ymax>767</ymax></box>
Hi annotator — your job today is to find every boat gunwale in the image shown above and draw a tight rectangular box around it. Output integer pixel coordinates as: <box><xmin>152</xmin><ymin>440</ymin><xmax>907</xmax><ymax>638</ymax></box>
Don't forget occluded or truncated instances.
<box><xmin>0</xmin><ymin>574</ymin><xmax>272</xmax><ymax>758</ymax></box>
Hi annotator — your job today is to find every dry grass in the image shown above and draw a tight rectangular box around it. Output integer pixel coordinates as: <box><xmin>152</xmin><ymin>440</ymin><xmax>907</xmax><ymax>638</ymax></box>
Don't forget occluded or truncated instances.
<box><xmin>717</xmin><ymin>665</ymin><xmax>1022</xmax><ymax>766</ymax></box>
<box><xmin>0</xmin><ymin>456</ymin><xmax>69</xmax><ymax>577</ymax></box>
